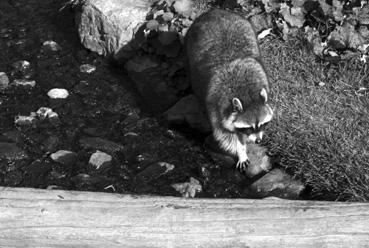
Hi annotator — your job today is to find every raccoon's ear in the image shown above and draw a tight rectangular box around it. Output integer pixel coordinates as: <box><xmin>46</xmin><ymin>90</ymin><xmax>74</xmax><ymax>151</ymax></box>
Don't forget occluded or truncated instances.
<box><xmin>232</xmin><ymin>98</ymin><xmax>243</xmax><ymax>112</ymax></box>
<box><xmin>260</xmin><ymin>88</ymin><xmax>268</xmax><ymax>103</ymax></box>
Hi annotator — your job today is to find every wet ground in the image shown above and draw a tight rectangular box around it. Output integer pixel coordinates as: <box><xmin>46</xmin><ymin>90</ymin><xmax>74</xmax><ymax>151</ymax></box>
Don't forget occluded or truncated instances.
<box><xmin>0</xmin><ymin>0</ymin><xmax>267</xmax><ymax>198</ymax></box>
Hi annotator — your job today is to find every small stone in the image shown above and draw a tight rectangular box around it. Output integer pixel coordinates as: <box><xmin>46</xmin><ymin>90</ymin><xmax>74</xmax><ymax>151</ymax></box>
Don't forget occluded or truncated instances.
<box><xmin>79</xmin><ymin>64</ymin><xmax>96</xmax><ymax>73</ymax></box>
<box><xmin>14</xmin><ymin>115</ymin><xmax>37</xmax><ymax>126</ymax></box>
<box><xmin>0</xmin><ymin>142</ymin><xmax>28</xmax><ymax>160</ymax></box>
<box><xmin>42</xmin><ymin>40</ymin><xmax>61</xmax><ymax>51</ymax></box>
<box><xmin>246</xmin><ymin>168</ymin><xmax>305</xmax><ymax>199</ymax></box>
<box><xmin>12</xmin><ymin>79</ymin><xmax>36</xmax><ymax>88</ymax></box>
<box><xmin>11</xmin><ymin>60</ymin><xmax>31</xmax><ymax>78</ymax></box>
<box><xmin>79</xmin><ymin>137</ymin><xmax>124</xmax><ymax>154</ymax></box>
<box><xmin>172</xmin><ymin>177</ymin><xmax>202</xmax><ymax>198</ymax></box>
<box><xmin>135</xmin><ymin>161</ymin><xmax>175</xmax><ymax>183</ymax></box>
<box><xmin>36</xmin><ymin>107</ymin><xmax>53</xmax><ymax>120</ymax></box>
<box><xmin>164</xmin><ymin>94</ymin><xmax>211</xmax><ymax>133</ymax></box>
<box><xmin>173</xmin><ymin>0</ymin><xmax>193</xmax><ymax>17</ymax></box>
<box><xmin>50</xmin><ymin>150</ymin><xmax>77</xmax><ymax>166</ymax></box>
<box><xmin>47</xmin><ymin>88</ymin><xmax>69</xmax><ymax>99</ymax></box>
<box><xmin>318</xmin><ymin>81</ymin><xmax>325</xmax><ymax>87</ymax></box>
<box><xmin>89</xmin><ymin>150</ymin><xmax>112</xmax><ymax>170</ymax></box>
<box><xmin>162</xmin><ymin>12</ymin><xmax>174</xmax><ymax>22</ymax></box>
<box><xmin>0</xmin><ymin>72</ymin><xmax>10</xmax><ymax>89</ymax></box>
<box><xmin>146</xmin><ymin>19</ymin><xmax>159</xmax><ymax>30</ymax></box>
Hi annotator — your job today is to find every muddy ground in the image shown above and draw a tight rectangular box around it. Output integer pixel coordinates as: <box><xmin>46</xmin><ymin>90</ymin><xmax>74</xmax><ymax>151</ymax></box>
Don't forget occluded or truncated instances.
<box><xmin>0</xmin><ymin>0</ymin><xmax>305</xmax><ymax>199</ymax></box>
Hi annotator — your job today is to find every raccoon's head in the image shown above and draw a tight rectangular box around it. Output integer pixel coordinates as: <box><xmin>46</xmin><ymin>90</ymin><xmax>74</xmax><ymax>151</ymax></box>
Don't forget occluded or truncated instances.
<box><xmin>224</xmin><ymin>88</ymin><xmax>273</xmax><ymax>144</ymax></box>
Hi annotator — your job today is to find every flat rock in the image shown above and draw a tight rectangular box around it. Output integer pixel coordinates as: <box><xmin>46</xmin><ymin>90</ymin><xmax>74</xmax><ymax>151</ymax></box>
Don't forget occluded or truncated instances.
<box><xmin>0</xmin><ymin>72</ymin><xmax>9</xmax><ymax>89</ymax></box>
<box><xmin>47</xmin><ymin>88</ymin><xmax>69</xmax><ymax>99</ymax></box>
<box><xmin>245</xmin><ymin>168</ymin><xmax>305</xmax><ymax>199</ymax></box>
<box><xmin>12</xmin><ymin>79</ymin><xmax>36</xmax><ymax>88</ymax></box>
<box><xmin>135</xmin><ymin>161</ymin><xmax>175</xmax><ymax>183</ymax></box>
<box><xmin>14</xmin><ymin>115</ymin><xmax>37</xmax><ymax>126</ymax></box>
<box><xmin>50</xmin><ymin>150</ymin><xmax>77</xmax><ymax>166</ymax></box>
<box><xmin>204</xmin><ymin>135</ymin><xmax>272</xmax><ymax>177</ymax></box>
<box><xmin>0</xmin><ymin>142</ymin><xmax>28</xmax><ymax>160</ymax></box>
<box><xmin>125</xmin><ymin>55</ymin><xmax>179</xmax><ymax>114</ymax></box>
<box><xmin>79</xmin><ymin>137</ymin><xmax>124</xmax><ymax>154</ymax></box>
<box><xmin>89</xmin><ymin>150</ymin><xmax>112</xmax><ymax>170</ymax></box>
<box><xmin>76</xmin><ymin>0</ymin><xmax>154</xmax><ymax>59</ymax></box>
<box><xmin>164</xmin><ymin>94</ymin><xmax>211</xmax><ymax>133</ymax></box>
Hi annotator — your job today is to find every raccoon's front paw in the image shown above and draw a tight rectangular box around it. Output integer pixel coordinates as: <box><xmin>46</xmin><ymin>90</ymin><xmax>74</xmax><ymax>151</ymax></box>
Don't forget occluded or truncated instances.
<box><xmin>236</xmin><ymin>159</ymin><xmax>250</xmax><ymax>172</ymax></box>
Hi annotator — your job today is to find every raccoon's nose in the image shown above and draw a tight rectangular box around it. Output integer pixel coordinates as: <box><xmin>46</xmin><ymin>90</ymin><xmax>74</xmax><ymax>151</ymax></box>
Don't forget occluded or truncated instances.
<box><xmin>255</xmin><ymin>138</ymin><xmax>261</xmax><ymax>144</ymax></box>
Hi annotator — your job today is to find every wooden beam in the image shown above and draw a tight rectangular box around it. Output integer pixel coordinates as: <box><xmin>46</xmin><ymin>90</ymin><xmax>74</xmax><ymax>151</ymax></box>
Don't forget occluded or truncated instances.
<box><xmin>0</xmin><ymin>187</ymin><xmax>369</xmax><ymax>247</ymax></box>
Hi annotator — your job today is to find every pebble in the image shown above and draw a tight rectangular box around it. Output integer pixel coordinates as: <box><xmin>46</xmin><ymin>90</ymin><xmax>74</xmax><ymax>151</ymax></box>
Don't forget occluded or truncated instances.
<box><xmin>12</xmin><ymin>79</ymin><xmax>36</xmax><ymax>88</ymax></box>
<box><xmin>14</xmin><ymin>115</ymin><xmax>37</xmax><ymax>126</ymax></box>
<box><xmin>89</xmin><ymin>150</ymin><xmax>112</xmax><ymax>170</ymax></box>
<box><xmin>11</xmin><ymin>60</ymin><xmax>32</xmax><ymax>78</ymax></box>
<box><xmin>42</xmin><ymin>40</ymin><xmax>61</xmax><ymax>51</ymax></box>
<box><xmin>0</xmin><ymin>72</ymin><xmax>10</xmax><ymax>89</ymax></box>
<box><xmin>47</xmin><ymin>88</ymin><xmax>69</xmax><ymax>99</ymax></box>
<box><xmin>36</xmin><ymin>107</ymin><xmax>59</xmax><ymax>123</ymax></box>
<box><xmin>50</xmin><ymin>150</ymin><xmax>77</xmax><ymax>166</ymax></box>
<box><xmin>79</xmin><ymin>137</ymin><xmax>124</xmax><ymax>154</ymax></box>
<box><xmin>79</xmin><ymin>64</ymin><xmax>96</xmax><ymax>73</ymax></box>
<box><xmin>162</xmin><ymin>12</ymin><xmax>174</xmax><ymax>22</ymax></box>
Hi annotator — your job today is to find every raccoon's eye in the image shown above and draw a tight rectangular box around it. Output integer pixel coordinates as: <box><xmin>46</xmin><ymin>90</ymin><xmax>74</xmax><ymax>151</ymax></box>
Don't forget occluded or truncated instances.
<box><xmin>236</xmin><ymin>127</ymin><xmax>254</xmax><ymax>135</ymax></box>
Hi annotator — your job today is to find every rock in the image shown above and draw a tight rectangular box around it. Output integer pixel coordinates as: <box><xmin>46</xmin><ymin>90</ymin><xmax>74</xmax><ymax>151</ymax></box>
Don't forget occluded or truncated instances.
<box><xmin>135</xmin><ymin>161</ymin><xmax>175</xmax><ymax>183</ymax></box>
<box><xmin>245</xmin><ymin>168</ymin><xmax>305</xmax><ymax>199</ymax></box>
<box><xmin>158</xmin><ymin>31</ymin><xmax>178</xmax><ymax>45</ymax></box>
<box><xmin>14</xmin><ymin>115</ymin><xmax>37</xmax><ymax>126</ymax></box>
<box><xmin>203</xmin><ymin>135</ymin><xmax>272</xmax><ymax>177</ymax></box>
<box><xmin>42</xmin><ymin>40</ymin><xmax>61</xmax><ymax>51</ymax></box>
<box><xmin>89</xmin><ymin>150</ymin><xmax>112</xmax><ymax>169</ymax></box>
<box><xmin>162</xmin><ymin>12</ymin><xmax>174</xmax><ymax>22</ymax></box>
<box><xmin>0</xmin><ymin>72</ymin><xmax>10</xmax><ymax>89</ymax></box>
<box><xmin>79</xmin><ymin>137</ymin><xmax>124</xmax><ymax>154</ymax></box>
<box><xmin>125</xmin><ymin>55</ymin><xmax>179</xmax><ymax>114</ymax></box>
<box><xmin>172</xmin><ymin>177</ymin><xmax>202</xmax><ymax>198</ymax></box>
<box><xmin>164</xmin><ymin>94</ymin><xmax>211</xmax><ymax>133</ymax></box>
<box><xmin>50</xmin><ymin>150</ymin><xmax>77</xmax><ymax>166</ymax></box>
<box><xmin>47</xmin><ymin>88</ymin><xmax>69</xmax><ymax>99</ymax></box>
<box><xmin>36</xmin><ymin>107</ymin><xmax>59</xmax><ymax>121</ymax></box>
<box><xmin>173</xmin><ymin>0</ymin><xmax>193</xmax><ymax>17</ymax></box>
<box><xmin>12</xmin><ymin>79</ymin><xmax>36</xmax><ymax>88</ymax></box>
<box><xmin>0</xmin><ymin>142</ymin><xmax>28</xmax><ymax>160</ymax></box>
<box><xmin>146</xmin><ymin>19</ymin><xmax>160</xmax><ymax>30</ymax></box>
<box><xmin>11</xmin><ymin>60</ymin><xmax>33</xmax><ymax>78</ymax></box>
<box><xmin>79</xmin><ymin>64</ymin><xmax>96</xmax><ymax>73</ymax></box>
<box><xmin>42</xmin><ymin>136</ymin><xmax>59</xmax><ymax>153</ymax></box>
<box><xmin>76</xmin><ymin>0</ymin><xmax>153</xmax><ymax>59</ymax></box>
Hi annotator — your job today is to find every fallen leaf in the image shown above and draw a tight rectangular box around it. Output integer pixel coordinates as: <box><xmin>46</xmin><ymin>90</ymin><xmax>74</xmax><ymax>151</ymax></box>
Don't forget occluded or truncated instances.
<box><xmin>279</xmin><ymin>3</ymin><xmax>305</xmax><ymax>28</ymax></box>
<box><xmin>172</xmin><ymin>177</ymin><xmax>202</xmax><ymax>198</ymax></box>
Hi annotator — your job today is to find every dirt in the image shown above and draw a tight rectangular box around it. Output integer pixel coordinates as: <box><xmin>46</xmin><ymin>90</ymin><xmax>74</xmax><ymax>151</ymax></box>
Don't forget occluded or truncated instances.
<box><xmin>0</xmin><ymin>0</ymin><xmax>270</xmax><ymax>198</ymax></box>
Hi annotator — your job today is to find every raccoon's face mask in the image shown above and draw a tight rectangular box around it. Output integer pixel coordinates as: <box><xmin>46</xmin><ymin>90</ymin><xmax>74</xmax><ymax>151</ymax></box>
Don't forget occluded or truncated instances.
<box><xmin>230</xmin><ymin>89</ymin><xmax>273</xmax><ymax>143</ymax></box>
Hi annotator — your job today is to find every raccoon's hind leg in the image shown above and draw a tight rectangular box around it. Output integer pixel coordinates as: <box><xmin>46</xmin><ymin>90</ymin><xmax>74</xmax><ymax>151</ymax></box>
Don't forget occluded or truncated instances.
<box><xmin>235</xmin><ymin>139</ymin><xmax>250</xmax><ymax>172</ymax></box>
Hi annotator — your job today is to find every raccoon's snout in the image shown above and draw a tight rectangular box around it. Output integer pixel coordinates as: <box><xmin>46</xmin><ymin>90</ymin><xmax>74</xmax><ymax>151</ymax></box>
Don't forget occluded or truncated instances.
<box><xmin>255</xmin><ymin>138</ymin><xmax>261</xmax><ymax>144</ymax></box>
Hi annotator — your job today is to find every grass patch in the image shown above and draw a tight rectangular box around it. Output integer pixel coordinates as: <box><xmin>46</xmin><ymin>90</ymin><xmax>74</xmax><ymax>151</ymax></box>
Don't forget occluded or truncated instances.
<box><xmin>260</xmin><ymin>35</ymin><xmax>369</xmax><ymax>201</ymax></box>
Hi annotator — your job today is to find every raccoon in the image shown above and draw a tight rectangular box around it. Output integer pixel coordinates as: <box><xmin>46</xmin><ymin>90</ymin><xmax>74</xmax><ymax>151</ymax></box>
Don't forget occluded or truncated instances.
<box><xmin>185</xmin><ymin>8</ymin><xmax>273</xmax><ymax>171</ymax></box>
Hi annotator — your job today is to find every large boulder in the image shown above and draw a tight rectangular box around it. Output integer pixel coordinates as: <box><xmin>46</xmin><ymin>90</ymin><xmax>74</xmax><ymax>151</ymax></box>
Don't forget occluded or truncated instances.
<box><xmin>76</xmin><ymin>0</ymin><xmax>154</xmax><ymax>60</ymax></box>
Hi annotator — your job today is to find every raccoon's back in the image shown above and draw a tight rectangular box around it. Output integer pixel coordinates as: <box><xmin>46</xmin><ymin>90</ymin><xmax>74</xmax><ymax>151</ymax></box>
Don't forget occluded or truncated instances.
<box><xmin>185</xmin><ymin>8</ymin><xmax>260</xmax><ymax>103</ymax></box>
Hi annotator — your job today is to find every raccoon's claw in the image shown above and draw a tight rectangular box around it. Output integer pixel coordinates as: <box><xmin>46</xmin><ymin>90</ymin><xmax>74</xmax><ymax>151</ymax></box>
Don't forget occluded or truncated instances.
<box><xmin>236</xmin><ymin>159</ymin><xmax>250</xmax><ymax>172</ymax></box>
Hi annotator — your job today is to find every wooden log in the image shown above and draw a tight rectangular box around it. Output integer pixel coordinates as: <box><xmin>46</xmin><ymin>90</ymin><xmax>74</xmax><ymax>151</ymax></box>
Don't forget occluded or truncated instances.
<box><xmin>0</xmin><ymin>187</ymin><xmax>369</xmax><ymax>247</ymax></box>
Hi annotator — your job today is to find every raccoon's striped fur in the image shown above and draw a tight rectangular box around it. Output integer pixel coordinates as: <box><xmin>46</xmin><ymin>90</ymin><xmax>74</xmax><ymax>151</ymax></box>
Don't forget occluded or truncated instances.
<box><xmin>185</xmin><ymin>8</ymin><xmax>273</xmax><ymax>171</ymax></box>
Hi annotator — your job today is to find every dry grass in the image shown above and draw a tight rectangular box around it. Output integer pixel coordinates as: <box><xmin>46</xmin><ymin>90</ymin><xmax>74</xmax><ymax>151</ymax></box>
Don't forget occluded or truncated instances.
<box><xmin>260</xmin><ymin>34</ymin><xmax>369</xmax><ymax>201</ymax></box>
